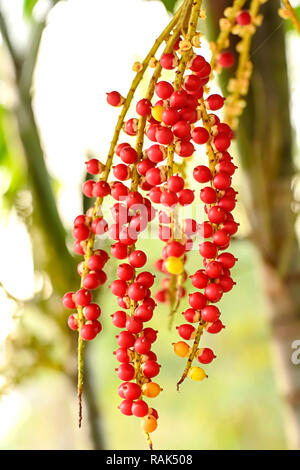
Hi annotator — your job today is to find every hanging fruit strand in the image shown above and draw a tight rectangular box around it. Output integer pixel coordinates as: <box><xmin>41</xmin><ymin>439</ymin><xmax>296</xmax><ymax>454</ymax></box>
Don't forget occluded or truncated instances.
<box><xmin>223</xmin><ymin>0</ymin><xmax>268</xmax><ymax>129</ymax></box>
<box><xmin>62</xmin><ymin>4</ymin><xmax>185</xmax><ymax>428</ymax></box>
<box><xmin>114</xmin><ymin>13</ymin><xmax>187</xmax><ymax>450</ymax></box>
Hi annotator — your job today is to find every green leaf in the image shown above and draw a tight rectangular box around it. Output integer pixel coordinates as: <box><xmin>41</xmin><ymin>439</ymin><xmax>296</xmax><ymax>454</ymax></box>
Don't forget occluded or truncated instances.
<box><xmin>23</xmin><ymin>0</ymin><xmax>39</xmax><ymax>18</ymax></box>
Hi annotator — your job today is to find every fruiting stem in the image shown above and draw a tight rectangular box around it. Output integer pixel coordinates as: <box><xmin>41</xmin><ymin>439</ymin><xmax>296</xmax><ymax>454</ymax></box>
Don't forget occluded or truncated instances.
<box><xmin>177</xmin><ymin>321</ymin><xmax>206</xmax><ymax>390</ymax></box>
<box><xmin>75</xmin><ymin>6</ymin><xmax>184</xmax><ymax>427</ymax></box>
<box><xmin>281</xmin><ymin>0</ymin><xmax>300</xmax><ymax>34</ymax></box>
<box><xmin>224</xmin><ymin>0</ymin><xmax>265</xmax><ymax>128</ymax></box>
<box><xmin>209</xmin><ymin>0</ymin><xmax>247</xmax><ymax>75</ymax></box>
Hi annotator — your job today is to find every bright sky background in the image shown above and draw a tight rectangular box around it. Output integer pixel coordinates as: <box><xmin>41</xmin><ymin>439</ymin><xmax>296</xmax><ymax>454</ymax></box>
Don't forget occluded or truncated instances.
<box><xmin>0</xmin><ymin>0</ymin><xmax>299</xmax><ymax>443</ymax></box>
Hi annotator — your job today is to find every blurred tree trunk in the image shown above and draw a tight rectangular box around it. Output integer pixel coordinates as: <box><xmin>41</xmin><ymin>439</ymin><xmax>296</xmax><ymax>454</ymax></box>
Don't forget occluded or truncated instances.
<box><xmin>0</xmin><ymin>4</ymin><xmax>105</xmax><ymax>450</ymax></box>
<box><xmin>206</xmin><ymin>0</ymin><xmax>300</xmax><ymax>449</ymax></box>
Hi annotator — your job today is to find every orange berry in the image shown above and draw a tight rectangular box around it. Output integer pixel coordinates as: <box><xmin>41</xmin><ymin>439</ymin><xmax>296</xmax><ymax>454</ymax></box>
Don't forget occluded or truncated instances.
<box><xmin>173</xmin><ymin>341</ymin><xmax>190</xmax><ymax>358</ymax></box>
<box><xmin>142</xmin><ymin>382</ymin><xmax>162</xmax><ymax>398</ymax></box>
<box><xmin>140</xmin><ymin>414</ymin><xmax>158</xmax><ymax>433</ymax></box>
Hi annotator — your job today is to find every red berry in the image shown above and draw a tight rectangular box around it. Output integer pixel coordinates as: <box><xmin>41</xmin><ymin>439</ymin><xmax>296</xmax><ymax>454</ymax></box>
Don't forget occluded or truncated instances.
<box><xmin>148</xmin><ymin>187</ymin><xmax>162</xmax><ymax>203</ymax></box>
<box><xmin>188</xmin><ymin>292</ymin><xmax>207</xmax><ymax>309</ymax></box>
<box><xmin>134</xmin><ymin>337</ymin><xmax>151</xmax><ymax>354</ymax></box>
<box><xmin>177</xmin><ymin>324</ymin><xmax>196</xmax><ymax>340</ymax></box>
<box><xmin>85</xmin><ymin>158</ymin><xmax>103</xmax><ymax>175</ymax></box>
<box><xmin>68</xmin><ymin>314</ymin><xmax>78</xmax><ymax>330</ymax></box>
<box><xmin>113</xmin><ymin>164</ymin><xmax>130</xmax><ymax>181</ymax></box>
<box><xmin>146</xmin><ymin>167</ymin><xmax>163</xmax><ymax>186</ymax></box>
<box><xmin>206</xmin><ymin>94</ymin><xmax>225</xmax><ymax>111</ymax></box>
<box><xmin>172</xmin><ymin>120</ymin><xmax>191</xmax><ymax>139</ymax></box>
<box><xmin>116</xmin><ymin>142</ymin><xmax>130</xmax><ymax>156</ymax></box>
<box><xmin>142</xmin><ymin>360</ymin><xmax>160</xmax><ymax>378</ymax></box>
<box><xmin>132</xmin><ymin>399</ymin><xmax>149</xmax><ymax>418</ymax></box>
<box><xmin>199</xmin><ymin>221</ymin><xmax>213</xmax><ymax>238</ymax></box>
<box><xmin>124</xmin><ymin>118</ymin><xmax>138</xmax><ymax>136</ymax></box>
<box><xmin>111</xmin><ymin>242</ymin><xmax>128</xmax><ymax>260</ymax></box>
<box><xmin>197</xmin><ymin>348</ymin><xmax>216</xmax><ymax>364</ymax></box>
<box><xmin>205</xmin><ymin>283</ymin><xmax>223</xmax><ymax>302</ymax></box>
<box><xmin>193</xmin><ymin>165</ymin><xmax>211</xmax><ymax>183</ymax></box>
<box><xmin>63</xmin><ymin>292</ymin><xmax>76</xmax><ymax>309</ymax></box>
<box><xmin>136</xmin><ymin>98</ymin><xmax>152</xmax><ymax>116</ymax></box>
<box><xmin>75</xmin><ymin>289</ymin><xmax>92</xmax><ymax>307</ymax></box>
<box><xmin>199</xmin><ymin>241</ymin><xmax>218</xmax><ymax>259</ymax></box>
<box><xmin>189</xmin><ymin>55</ymin><xmax>206</xmax><ymax>72</ymax></box>
<box><xmin>214</xmin><ymin>134</ymin><xmax>231</xmax><ymax>152</ymax></box>
<box><xmin>207</xmin><ymin>206</ymin><xmax>226</xmax><ymax>225</ymax></box>
<box><xmin>110</xmin><ymin>279</ymin><xmax>127</xmax><ymax>297</ymax></box>
<box><xmin>111</xmin><ymin>182</ymin><xmax>129</xmax><ymax>200</ymax></box>
<box><xmin>218</xmin><ymin>51</ymin><xmax>235</xmax><ymax>68</ymax></box>
<box><xmin>162</xmin><ymin>108</ymin><xmax>180</xmax><ymax>126</ymax></box>
<box><xmin>175</xmin><ymin>140</ymin><xmax>195</xmax><ymax>157</ymax></box>
<box><xmin>88</xmin><ymin>254</ymin><xmax>105</xmax><ymax>271</ymax></box>
<box><xmin>120</xmin><ymin>146</ymin><xmax>138</xmax><ymax>164</ymax></box>
<box><xmin>117</xmin><ymin>263</ymin><xmax>135</xmax><ymax>281</ymax></box>
<box><xmin>201</xmin><ymin>305</ymin><xmax>220</xmax><ymax>322</ymax></box>
<box><xmin>200</xmin><ymin>187</ymin><xmax>216</xmax><ymax>204</ymax></box>
<box><xmin>143</xmin><ymin>327</ymin><xmax>157</xmax><ymax>343</ymax></box>
<box><xmin>84</xmin><ymin>304</ymin><xmax>101</xmax><ymax>321</ymax></box>
<box><xmin>83</xmin><ymin>273</ymin><xmax>101</xmax><ymax>290</ymax></box>
<box><xmin>184</xmin><ymin>74</ymin><xmax>203</xmax><ymax>92</ymax></box>
<box><xmin>112</xmin><ymin>310</ymin><xmax>127</xmax><ymax>328</ymax></box>
<box><xmin>206</xmin><ymin>319</ymin><xmax>225</xmax><ymax>334</ymax></box>
<box><xmin>135</xmin><ymin>303</ymin><xmax>154</xmax><ymax>322</ymax></box>
<box><xmin>178</xmin><ymin>189</ymin><xmax>195</xmax><ymax>206</ymax></box>
<box><xmin>147</xmin><ymin>144</ymin><xmax>167</xmax><ymax>163</ymax></box>
<box><xmin>119</xmin><ymin>399</ymin><xmax>133</xmax><ymax>416</ymax></box>
<box><xmin>129</xmin><ymin>250</ymin><xmax>147</xmax><ymax>268</ymax></box>
<box><xmin>236</xmin><ymin>10</ymin><xmax>251</xmax><ymax>25</ymax></box>
<box><xmin>136</xmin><ymin>271</ymin><xmax>155</xmax><ymax>288</ymax></box>
<box><xmin>192</xmin><ymin>127</ymin><xmax>209</xmax><ymax>145</ymax></box>
<box><xmin>190</xmin><ymin>270</ymin><xmax>208</xmax><ymax>289</ymax></box>
<box><xmin>93</xmin><ymin>181</ymin><xmax>111</xmax><ymax>198</ymax></box>
<box><xmin>183</xmin><ymin>308</ymin><xmax>201</xmax><ymax>323</ymax></box>
<box><xmin>217</xmin><ymin>252</ymin><xmax>237</xmax><ymax>269</ymax></box>
<box><xmin>106</xmin><ymin>91</ymin><xmax>124</xmax><ymax>107</ymax></box>
<box><xmin>166</xmin><ymin>240</ymin><xmax>185</xmax><ymax>257</ymax></box>
<box><xmin>155</xmin><ymin>81</ymin><xmax>174</xmax><ymax>99</ymax></box>
<box><xmin>219</xmin><ymin>275</ymin><xmax>235</xmax><ymax>292</ymax></box>
<box><xmin>205</xmin><ymin>261</ymin><xmax>223</xmax><ymax>279</ymax></box>
<box><xmin>160</xmin><ymin>190</ymin><xmax>178</xmax><ymax>207</ymax></box>
<box><xmin>80</xmin><ymin>324</ymin><xmax>97</xmax><ymax>341</ymax></box>
<box><xmin>137</xmin><ymin>158</ymin><xmax>155</xmax><ymax>175</ymax></box>
<box><xmin>167</xmin><ymin>175</ymin><xmax>184</xmax><ymax>193</ymax></box>
<box><xmin>156</xmin><ymin>127</ymin><xmax>173</xmax><ymax>145</ymax></box>
<box><xmin>128</xmin><ymin>282</ymin><xmax>147</xmax><ymax>301</ymax></box>
<box><xmin>160</xmin><ymin>53</ymin><xmax>178</xmax><ymax>70</ymax></box>
<box><xmin>72</xmin><ymin>224</ymin><xmax>90</xmax><ymax>241</ymax></box>
<box><xmin>122</xmin><ymin>382</ymin><xmax>141</xmax><ymax>400</ymax></box>
<box><xmin>169</xmin><ymin>90</ymin><xmax>188</xmax><ymax>109</ymax></box>
<box><xmin>213</xmin><ymin>229</ymin><xmax>231</xmax><ymax>247</ymax></box>
<box><xmin>180</xmin><ymin>107</ymin><xmax>198</xmax><ymax>123</ymax></box>
<box><xmin>116</xmin><ymin>331</ymin><xmax>135</xmax><ymax>348</ymax></box>
<box><xmin>116</xmin><ymin>363</ymin><xmax>135</xmax><ymax>381</ymax></box>
<box><xmin>218</xmin><ymin>196</ymin><xmax>236</xmax><ymax>212</ymax></box>
<box><xmin>125</xmin><ymin>316</ymin><xmax>143</xmax><ymax>334</ymax></box>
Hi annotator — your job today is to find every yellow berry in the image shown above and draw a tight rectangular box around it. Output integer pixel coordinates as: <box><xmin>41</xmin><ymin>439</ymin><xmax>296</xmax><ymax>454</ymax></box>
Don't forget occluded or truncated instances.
<box><xmin>142</xmin><ymin>382</ymin><xmax>162</xmax><ymax>398</ymax></box>
<box><xmin>188</xmin><ymin>366</ymin><xmax>207</xmax><ymax>381</ymax></box>
<box><xmin>151</xmin><ymin>105</ymin><xmax>164</xmax><ymax>122</ymax></box>
<box><xmin>165</xmin><ymin>256</ymin><xmax>184</xmax><ymax>275</ymax></box>
<box><xmin>140</xmin><ymin>415</ymin><xmax>158</xmax><ymax>433</ymax></box>
<box><xmin>173</xmin><ymin>341</ymin><xmax>190</xmax><ymax>358</ymax></box>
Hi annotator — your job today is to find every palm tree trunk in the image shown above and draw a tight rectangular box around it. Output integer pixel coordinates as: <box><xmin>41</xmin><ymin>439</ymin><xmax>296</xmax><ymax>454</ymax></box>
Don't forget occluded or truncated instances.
<box><xmin>206</xmin><ymin>0</ymin><xmax>300</xmax><ymax>449</ymax></box>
